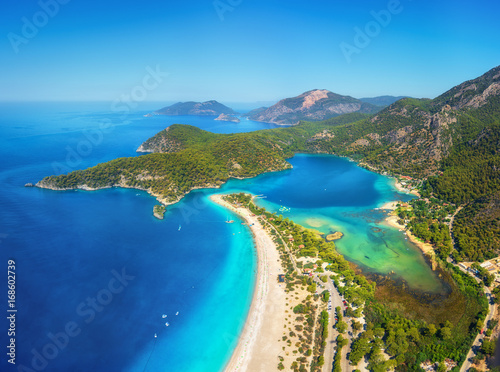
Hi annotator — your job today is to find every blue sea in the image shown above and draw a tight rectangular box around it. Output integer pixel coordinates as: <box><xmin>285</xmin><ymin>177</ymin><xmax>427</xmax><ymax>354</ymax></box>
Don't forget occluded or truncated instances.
<box><xmin>0</xmin><ymin>102</ymin><xmax>442</xmax><ymax>372</ymax></box>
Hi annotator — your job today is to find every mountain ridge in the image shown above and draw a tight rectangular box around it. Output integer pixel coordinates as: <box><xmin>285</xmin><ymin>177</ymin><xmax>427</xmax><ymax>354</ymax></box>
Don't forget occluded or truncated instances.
<box><xmin>155</xmin><ymin>100</ymin><xmax>237</xmax><ymax>116</ymax></box>
<box><xmin>247</xmin><ymin>89</ymin><xmax>381</xmax><ymax>125</ymax></box>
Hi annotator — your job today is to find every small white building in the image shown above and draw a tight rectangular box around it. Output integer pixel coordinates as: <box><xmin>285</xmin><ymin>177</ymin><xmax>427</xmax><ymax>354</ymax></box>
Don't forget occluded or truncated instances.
<box><xmin>480</xmin><ymin>261</ymin><xmax>493</xmax><ymax>269</ymax></box>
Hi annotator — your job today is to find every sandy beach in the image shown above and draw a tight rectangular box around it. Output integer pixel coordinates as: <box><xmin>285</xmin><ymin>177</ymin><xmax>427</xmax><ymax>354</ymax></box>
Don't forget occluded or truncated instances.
<box><xmin>393</xmin><ymin>179</ymin><xmax>420</xmax><ymax>197</ymax></box>
<box><xmin>210</xmin><ymin>194</ymin><xmax>286</xmax><ymax>372</ymax></box>
<box><xmin>385</xmin><ymin>215</ymin><xmax>435</xmax><ymax>256</ymax></box>
<box><xmin>382</xmin><ymin>182</ymin><xmax>434</xmax><ymax>257</ymax></box>
<box><xmin>378</xmin><ymin>201</ymin><xmax>399</xmax><ymax>210</ymax></box>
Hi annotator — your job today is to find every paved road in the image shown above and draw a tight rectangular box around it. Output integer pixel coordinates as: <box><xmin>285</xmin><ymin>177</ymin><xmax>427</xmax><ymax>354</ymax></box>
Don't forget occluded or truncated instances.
<box><xmin>314</xmin><ymin>276</ymin><xmax>353</xmax><ymax>372</ymax></box>
<box><xmin>319</xmin><ymin>277</ymin><xmax>343</xmax><ymax>372</ymax></box>
<box><xmin>447</xmin><ymin>206</ymin><xmax>463</xmax><ymax>252</ymax></box>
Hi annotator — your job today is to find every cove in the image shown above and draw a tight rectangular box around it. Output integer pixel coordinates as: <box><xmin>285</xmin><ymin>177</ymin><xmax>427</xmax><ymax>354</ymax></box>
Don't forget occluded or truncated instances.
<box><xmin>215</xmin><ymin>153</ymin><xmax>445</xmax><ymax>294</ymax></box>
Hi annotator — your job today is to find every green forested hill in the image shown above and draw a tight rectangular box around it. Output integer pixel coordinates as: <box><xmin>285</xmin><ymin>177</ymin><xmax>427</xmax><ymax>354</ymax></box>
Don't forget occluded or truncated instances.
<box><xmin>38</xmin><ymin>127</ymin><xmax>301</xmax><ymax>203</ymax></box>
<box><xmin>453</xmin><ymin>192</ymin><xmax>500</xmax><ymax>261</ymax></box>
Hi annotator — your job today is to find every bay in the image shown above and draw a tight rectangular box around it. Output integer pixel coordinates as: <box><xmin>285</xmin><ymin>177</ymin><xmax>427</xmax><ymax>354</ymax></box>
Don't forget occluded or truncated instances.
<box><xmin>0</xmin><ymin>102</ymin><xmax>442</xmax><ymax>372</ymax></box>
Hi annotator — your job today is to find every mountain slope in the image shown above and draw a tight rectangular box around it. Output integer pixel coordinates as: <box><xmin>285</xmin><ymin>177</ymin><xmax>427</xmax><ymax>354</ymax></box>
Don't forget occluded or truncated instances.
<box><xmin>248</xmin><ymin>89</ymin><xmax>381</xmax><ymax>125</ymax></box>
<box><xmin>431</xmin><ymin>67</ymin><xmax>500</xmax><ymax>111</ymax></box>
<box><xmin>307</xmin><ymin>66</ymin><xmax>500</xmax><ymax>178</ymax></box>
<box><xmin>155</xmin><ymin>100</ymin><xmax>237</xmax><ymax>116</ymax></box>
<box><xmin>359</xmin><ymin>96</ymin><xmax>408</xmax><ymax>107</ymax></box>
<box><xmin>242</xmin><ymin>106</ymin><xmax>268</xmax><ymax>118</ymax></box>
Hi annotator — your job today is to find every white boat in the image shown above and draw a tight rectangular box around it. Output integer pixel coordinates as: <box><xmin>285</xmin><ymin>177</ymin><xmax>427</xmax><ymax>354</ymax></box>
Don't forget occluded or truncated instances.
<box><xmin>165</xmin><ymin>322</ymin><xmax>169</xmax><ymax>327</ymax></box>
<box><xmin>162</xmin><ymin>314</ymin><xmax>167</xmax><ymax>318</ymax></box>
<box><xmin>176</xmin><ymin>311</ymin><xmax>179</xmax><ymax>315</ymax></box>
<box><xmin>154</xmin><ymin>333</ymin><xmax>157</xmax><ymax>338</ymax></box>
<box><xmin>178</xmin><ymin>225</ymin><xmax>181</xmax><ymax>231</ymax></box>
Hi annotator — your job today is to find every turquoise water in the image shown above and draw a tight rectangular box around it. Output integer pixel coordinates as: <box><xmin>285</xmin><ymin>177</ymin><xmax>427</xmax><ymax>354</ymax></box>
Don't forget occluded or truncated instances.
<box><xmin>217</xmin><ymin>154</ymin><xmax>443</xmax><ymax>293</ymax></box>
<box><xmin>0</xmin><ymin>103</ymin><xmax>442</xmax><ymax>372</ymax></box>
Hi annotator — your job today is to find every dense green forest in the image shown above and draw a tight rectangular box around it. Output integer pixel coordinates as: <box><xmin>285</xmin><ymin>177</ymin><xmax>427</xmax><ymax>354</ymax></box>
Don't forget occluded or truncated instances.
<box><xmin>453</xmin><ymin>192</ymin><xmax>500</xmax><ymax>262</ymax></box>
<box><xmin>396</xmin><ymin>198</ymin><xmax>455</xmax><ymax>260</ymax></box>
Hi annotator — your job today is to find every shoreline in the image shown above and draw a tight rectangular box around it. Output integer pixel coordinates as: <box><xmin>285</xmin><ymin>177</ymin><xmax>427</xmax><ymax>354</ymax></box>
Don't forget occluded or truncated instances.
<box><xmin>210</xmin><ymin>194</ymin><xmax>285</xmax><ymax>372</ymax></box>
<box><xmin>385</xmin><ymin>214</ymin><xmax>435</xmax><ymax>258</ymax></box>
<box><xmin>393</xmin><ymin>178</ymin><xmax>420</xmax><ymax>197</ymax></box>
<box><xmin>378</xmin><ymin>184</ymin><xmax>434</xmax><ymax>259</ymax></box>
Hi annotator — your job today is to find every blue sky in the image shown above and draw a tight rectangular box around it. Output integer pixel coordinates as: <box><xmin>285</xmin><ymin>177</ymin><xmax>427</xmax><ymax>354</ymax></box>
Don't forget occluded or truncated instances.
<box><xmin>1</xmin><ymin>0</ymin><xmax>499</xmax><ymax>103</ymax></box>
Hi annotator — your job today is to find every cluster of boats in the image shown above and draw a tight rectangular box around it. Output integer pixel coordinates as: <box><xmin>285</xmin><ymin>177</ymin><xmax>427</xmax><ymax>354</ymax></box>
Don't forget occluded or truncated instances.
<box><xmin>161</xmin><ymin>311</ymin><xmax>179</xmax><ymax>327</ymax></box>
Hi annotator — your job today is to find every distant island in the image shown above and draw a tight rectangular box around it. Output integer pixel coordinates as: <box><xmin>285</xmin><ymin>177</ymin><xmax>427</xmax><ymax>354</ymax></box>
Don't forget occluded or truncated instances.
<box><xmin>359</xmin><ymin>95</ymin><xmax>409</xmax><ymax>107</ymax></box>
<box><xmin>214</xmin><ymin>113</ymin><xmax>240</xmax><ymax>123</ymax></box>
<box><xmin>153</xmin><ymin>100</ymin><xmax>237</xmax><ymax>116</ymax></box>
<box><xmin>246</xmin><ymin>89</ymin><xmax>381</xmax><ymax>125</ymax></box>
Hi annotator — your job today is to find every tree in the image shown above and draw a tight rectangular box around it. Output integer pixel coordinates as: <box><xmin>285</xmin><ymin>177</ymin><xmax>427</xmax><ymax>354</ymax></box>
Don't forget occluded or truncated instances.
<box><xmin>368</xmin><ymin>344</ymin><xmax>384</xmax><ymax>370</ymax></box>
<box><xmin>307</xmin><ymin>282</ymin><xmax>317</xmax><ymax>293</ymax></box>
<box><xmin>322</xmin><ymin>290</ymin><xmax>330</xmax><ymax>303</ymax></box>
<box><xmin>337</xmin><ymin>321</ymin><xmax>348</xmax><ymax>334</ymax></box>
<box><xmin>374</xmin><ymin>327</ymin><xmax>385</xmax><ymax>338</ymax></box>
<box><xmin>437</xmin><ymin>362</ymin><xmax>447</xmax><ymax>372</ymax></box>
<box><xmin>440</xmin><ymin>326</ymin><xmax>452</xmax><ymax>340</ymax></box>
<box><xmin>349</xmin><ymin>337</ymin><xmax>370</xmax><ymax>365</ymax></box>
<box><xmin>482</xmin><ymin>338</ymin><xmax>496</xmax><ymax>355</ymax></box>
<box><xmin>352</xmin><ymin>320</ymin><xmax>363</xmax><ymax>333</ymax></box>
<box><xmin>317</xmin><ymin>355</ymin><xmax>324</xmax><ymax>367</ymax></box>
<box><xmin>426</xmin><ymin>324</ymin><xmax>437</xmax><ymax>337</ymax></box>
<box><xmin>293</xmin><ymin>304</ymin><xmax>306</xmax><ymax>314</ymax></box>
<box><xmin>337</xmin><ymin>334</ymin><xmax>348</xmax><ymax>348</ymax></box>
<box><xmin>407</xmin><ymin>327</ymin><xmax>421</xmax><ymax>343</ymax></box>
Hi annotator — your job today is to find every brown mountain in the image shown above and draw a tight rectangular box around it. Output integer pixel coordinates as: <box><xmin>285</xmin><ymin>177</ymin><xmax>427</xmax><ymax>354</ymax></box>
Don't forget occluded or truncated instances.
<box><xmin>247</xmin><ymin>89</ymin><xmax>380</xmax><ymax>125</ymax></box>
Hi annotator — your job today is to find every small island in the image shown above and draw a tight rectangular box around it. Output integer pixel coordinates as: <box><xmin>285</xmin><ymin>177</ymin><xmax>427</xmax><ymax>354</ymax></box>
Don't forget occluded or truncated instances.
<box><xmin>153</xmin><ymin>204</ymin><xmax>166</xmax><ymax>219</ymax></box>
<box><xmin>153</xmin><ymin>100</ymin><xmax>238</xmax><ymax>116</ymax></box>
<box><xmin>325</xmin><ymin>231</ymin><xmax>343</xmax><ymax>242</ymax></box>
<box><xmin>214</xmin><ymin>113</ymin><xmax>240</xmax><ymax>123</ymax></box>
